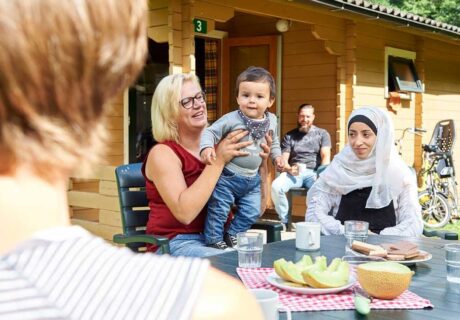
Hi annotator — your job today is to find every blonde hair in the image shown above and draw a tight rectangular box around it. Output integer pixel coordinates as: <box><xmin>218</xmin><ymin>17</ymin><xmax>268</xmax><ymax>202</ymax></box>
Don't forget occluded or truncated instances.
<box><xmin>151</xmin><ymin>73</ymin><xmax>202</xmax><ymax>143</ymax></box>
<box><xmin>0</xmin><ymin>0</ymin><xmax>147</xmax><ymax>180</ymax></box>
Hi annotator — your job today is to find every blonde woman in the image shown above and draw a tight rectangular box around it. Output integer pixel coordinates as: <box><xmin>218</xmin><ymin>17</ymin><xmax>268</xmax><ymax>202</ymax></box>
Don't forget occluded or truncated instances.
<box><xmin>144</xmin><ymin>73</ymin><xmax>271</xmax><ymax>256</ymax></box>
<box><xmin>0</xmin><ymin>1</ymin><xmax>262</xmax><ymax>319</ymax></box>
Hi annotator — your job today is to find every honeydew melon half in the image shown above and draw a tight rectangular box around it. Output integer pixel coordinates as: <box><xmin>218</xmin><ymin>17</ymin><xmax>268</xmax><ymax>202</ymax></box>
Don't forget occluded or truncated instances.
<box><xmin>357</xmin><ymin>261</ymin><xmax>414</xmax><ymax>299</ymax></box>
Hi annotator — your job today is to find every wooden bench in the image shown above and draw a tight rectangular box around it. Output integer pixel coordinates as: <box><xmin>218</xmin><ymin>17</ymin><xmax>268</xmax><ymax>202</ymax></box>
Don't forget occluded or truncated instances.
<box><xmin>286</xmin><ymin>187</ymin><xmax>308</xmax><ymax>231</ymax></box>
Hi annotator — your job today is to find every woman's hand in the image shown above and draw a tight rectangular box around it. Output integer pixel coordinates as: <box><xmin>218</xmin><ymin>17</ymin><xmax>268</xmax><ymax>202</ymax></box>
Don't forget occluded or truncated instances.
<box><xmin>215</xmin><ymin>130</ymin><xmax>251</xmax><ymax>164</ymax></box>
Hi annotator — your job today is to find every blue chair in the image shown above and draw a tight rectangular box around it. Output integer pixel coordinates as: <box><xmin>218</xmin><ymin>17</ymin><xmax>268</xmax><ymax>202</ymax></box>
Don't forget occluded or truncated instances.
<box><xmin>113</xmin><ymin>163</ymin><xmax>283</xmax><ymax>253</ymax></box>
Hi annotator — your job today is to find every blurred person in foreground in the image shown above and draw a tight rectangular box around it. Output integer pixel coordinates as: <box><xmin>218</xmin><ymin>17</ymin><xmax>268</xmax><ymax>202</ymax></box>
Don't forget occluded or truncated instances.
<box><xmin>0</xmin><ymin>1</ymin><xmax>262</xmax><ymax>319</ymax></box>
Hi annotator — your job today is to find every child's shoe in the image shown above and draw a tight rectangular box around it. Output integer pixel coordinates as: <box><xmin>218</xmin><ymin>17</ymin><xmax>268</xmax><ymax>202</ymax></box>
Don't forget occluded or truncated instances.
<box><xmin>224</xmin><ymin>233</ymin><xmax>237</xmax><ymax>248</ymax></box>
<box><xmin>207</xmin><ymin>240</ymin><xmax>228</xmax><ymax>250</ymax></box>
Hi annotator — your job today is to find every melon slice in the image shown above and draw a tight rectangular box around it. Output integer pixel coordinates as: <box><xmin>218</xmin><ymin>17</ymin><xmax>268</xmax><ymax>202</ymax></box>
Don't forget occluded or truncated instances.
<box><xmin>281</xmin><ymin>261</ymin><xmax>307</xmax><ymax>284</ymax></box>
<box><xmin>302</xmin><ymin>259</ymin><xmax>350</xmax><ymax>288</ymax></box>
<box><xmin>295</xmin><ymin>255</ymin><xmax>313</xmax><ymax>270</ymax></box>
<box><xmin>273</xmin><ymin>258</ymin><xmax>288</xmax><ymax>279</ymax></box>
<box><xmin>357</xmin><ymin>261</ymin><xmax>414</xmax><ymax>299</ymax></box>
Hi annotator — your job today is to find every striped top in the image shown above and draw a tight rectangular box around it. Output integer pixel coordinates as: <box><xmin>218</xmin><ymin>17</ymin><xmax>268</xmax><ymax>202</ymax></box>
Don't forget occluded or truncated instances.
<box><xmin>0</xmin><ymin>226</ymin><xmax>209</xmax><ymax>320</ymax></box>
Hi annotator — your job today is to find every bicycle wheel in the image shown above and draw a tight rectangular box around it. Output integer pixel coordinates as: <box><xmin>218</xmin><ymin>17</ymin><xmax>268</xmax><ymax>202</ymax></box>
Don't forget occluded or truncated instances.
<box><xmin>418</xmin><ymin>190</ymin><xmax>451</xmax><ymax>228</ymax></box>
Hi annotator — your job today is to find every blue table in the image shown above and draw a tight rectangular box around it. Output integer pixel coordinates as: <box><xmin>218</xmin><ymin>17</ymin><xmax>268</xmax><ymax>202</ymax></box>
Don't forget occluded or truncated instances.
<box><xmin>208</xmin><ymin>235</ymin><xmax>460</xmax><ymax>319</ymax></box>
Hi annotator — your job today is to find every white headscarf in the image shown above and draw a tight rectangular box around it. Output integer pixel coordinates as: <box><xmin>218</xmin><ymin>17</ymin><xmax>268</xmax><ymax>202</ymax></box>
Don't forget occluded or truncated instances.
<box><xmin>308</xmin><ymin>106</ymin><xmax>413</xmax><ymax>209</ymax></box>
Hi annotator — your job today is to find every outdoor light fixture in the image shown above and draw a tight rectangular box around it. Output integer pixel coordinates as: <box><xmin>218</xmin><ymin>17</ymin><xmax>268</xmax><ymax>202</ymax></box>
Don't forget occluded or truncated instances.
<box><xmin>276</xmin><ymin>19</ymin><xmax>291</xmax><ymax>32</ymax></box>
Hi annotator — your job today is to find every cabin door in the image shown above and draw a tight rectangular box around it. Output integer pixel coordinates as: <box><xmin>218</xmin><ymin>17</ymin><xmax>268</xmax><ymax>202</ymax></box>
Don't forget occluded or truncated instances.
<box><xmin>222</xmin><ymin>35</ymin><xmax>279</xmax><ymax>211</ymax></box>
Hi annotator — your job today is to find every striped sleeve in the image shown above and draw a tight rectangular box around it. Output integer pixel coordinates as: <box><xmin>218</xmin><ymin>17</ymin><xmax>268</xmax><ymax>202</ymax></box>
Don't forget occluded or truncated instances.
<box><xmin>0</xmin><ymin>233</ymin><xmax>209</xmax><ymax>320</ymax></box>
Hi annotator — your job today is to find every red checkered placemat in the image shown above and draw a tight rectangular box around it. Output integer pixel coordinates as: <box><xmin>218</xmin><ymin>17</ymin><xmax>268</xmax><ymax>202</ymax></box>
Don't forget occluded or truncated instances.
<box><xmin>237</xmin><ymin>267</ymin><xmax>433</xmax><ymax>312</ymax></box>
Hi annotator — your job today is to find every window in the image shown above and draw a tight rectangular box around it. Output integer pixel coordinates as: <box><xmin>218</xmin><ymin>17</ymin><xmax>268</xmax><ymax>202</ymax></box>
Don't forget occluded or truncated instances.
<box><xmin>384</xmin><ymin>47</ymin><xmax>424</xmax><ymax>99</ymax></box>
<box><xmin>388</xmin><ymin>56</ymin><xmax>423</xmax><ymax>93</ymax></box>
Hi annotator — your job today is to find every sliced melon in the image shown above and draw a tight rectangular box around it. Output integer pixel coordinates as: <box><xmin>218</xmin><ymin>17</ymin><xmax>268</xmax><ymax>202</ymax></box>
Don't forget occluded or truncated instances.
<box><xmin>273</xmin><ymin>258</ymin><xmax>288</xmax><ymax>279</ymax></box>
<box><xmin>281</xmin><ymin>261</ymin><xmax>307</xmax><ymax>284</ymax></box>
<box><xmin>295</xmin><ymin>255</ymin><xmax>313</xmax><ymax>271</ymax></box>
<box><xmin>302</xmin><ymin>260</ymin><xmax>350</xmax><ymax>288</ymax></box>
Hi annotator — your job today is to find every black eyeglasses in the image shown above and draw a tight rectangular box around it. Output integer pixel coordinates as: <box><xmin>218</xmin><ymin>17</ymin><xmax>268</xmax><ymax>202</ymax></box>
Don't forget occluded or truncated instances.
<box><xmin>180</xmin><ymin>91</ymin><xmax>206</xmax><ymax>109</ymax></box>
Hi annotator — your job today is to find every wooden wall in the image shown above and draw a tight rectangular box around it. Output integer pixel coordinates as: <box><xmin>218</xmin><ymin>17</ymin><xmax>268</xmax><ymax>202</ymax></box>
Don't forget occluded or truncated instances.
<box><xmin>422</xmin><ymin>38</ymin><xmax>460</xmax><ymax>176</ymax></box>
<box><xmin>68</xmin><ymin>0</ymin><xmax>460</xmax><ymax>238</ymax></box>
<box><xmin>69</xmin><ymin>166</ymin><xmax>121</xmax><ymax>242</ymax></box>
<box><xmin>354</xmin><ymin>21</ymin><xmax>418</xmax><ymax>166</ymax></box>
<box><xmin>282</xmin><ymin>22</ymin><xmax>338</xmax><ymax>217</ymax></box>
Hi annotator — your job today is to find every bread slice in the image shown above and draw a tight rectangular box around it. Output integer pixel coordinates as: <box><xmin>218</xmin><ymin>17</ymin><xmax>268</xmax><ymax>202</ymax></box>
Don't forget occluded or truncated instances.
<box><xmin>351</xmin><ymin>240</ymin><xmax>384</xmax><ymax>254</ymax></box>
<box><xmin>388</xmin><ymin>241</ymin><xmax>418</xmax><ymax>252</ymax></box>
<box><xmin>368</xmin><ymin>249</ymin><xmax>388</xmax><ymax>257</ymax></box>
<box><xmin>386</xmin><ymin>254</ymin><xmax>406</xmax><ymax>261</ymax></box>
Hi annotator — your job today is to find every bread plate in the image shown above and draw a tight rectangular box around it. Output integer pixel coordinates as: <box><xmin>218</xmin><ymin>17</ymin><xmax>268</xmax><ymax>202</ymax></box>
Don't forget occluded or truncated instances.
<box><xmin>349</xmin><ymin>248</ymin><xmax>432</xmax><ymax>264</ymax></box>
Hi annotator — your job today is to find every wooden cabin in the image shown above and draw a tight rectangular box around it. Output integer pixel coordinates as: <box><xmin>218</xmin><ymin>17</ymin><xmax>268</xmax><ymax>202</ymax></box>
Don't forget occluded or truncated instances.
<box><xmin>69</xmin><ymin>0</ymin><xmax>460</xmax><ymax>241</ymax></box>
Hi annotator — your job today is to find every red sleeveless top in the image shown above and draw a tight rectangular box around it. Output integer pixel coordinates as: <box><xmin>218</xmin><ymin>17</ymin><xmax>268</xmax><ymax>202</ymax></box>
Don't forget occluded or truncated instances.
<box><xmin>142</xmin><ymin>141</ymin><xmax>207</xmax><ymax>252</ymax></box>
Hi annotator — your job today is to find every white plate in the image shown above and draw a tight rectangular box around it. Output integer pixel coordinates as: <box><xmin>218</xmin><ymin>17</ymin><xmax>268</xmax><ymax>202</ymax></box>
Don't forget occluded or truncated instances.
<box><xmin>349</xmin><ymin>248</ymin><xmax>432</xmax><ymax>264</ymax></box>
<box><xmin>266</xmin><ymin>271</ymin><xmax>356</xmax><ymax>295</ymax></box>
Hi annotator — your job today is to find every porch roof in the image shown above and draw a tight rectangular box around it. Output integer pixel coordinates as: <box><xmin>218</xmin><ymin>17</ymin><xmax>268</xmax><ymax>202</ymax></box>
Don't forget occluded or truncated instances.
<box><xmin>296</xmin><ymin>0</ymin><xmax>460</xmax><ymax>40</ymax></box>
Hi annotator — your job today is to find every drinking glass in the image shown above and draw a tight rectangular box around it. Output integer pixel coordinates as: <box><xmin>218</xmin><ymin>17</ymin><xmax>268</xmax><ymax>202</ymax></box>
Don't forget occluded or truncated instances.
<box><xmin>344</xmin><ymin>220</ymin><xmax>369</xmax><ymax>251</ymax></box>
<box><xmin>237</xmin><ymin>232</ymin><xmax>263</xmax><ymax>268</ymax></box>
<box><xmin>445</xmin><ymin>244</ymin><xmax>460</xmax><ymax>283</ymax></box>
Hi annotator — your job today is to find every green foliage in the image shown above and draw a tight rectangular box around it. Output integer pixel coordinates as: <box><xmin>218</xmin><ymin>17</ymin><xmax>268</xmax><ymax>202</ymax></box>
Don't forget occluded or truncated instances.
<box><xmin>366</xmin><ymin>0</ymin><xmax>460</xmax><ymax>26</ymax></box>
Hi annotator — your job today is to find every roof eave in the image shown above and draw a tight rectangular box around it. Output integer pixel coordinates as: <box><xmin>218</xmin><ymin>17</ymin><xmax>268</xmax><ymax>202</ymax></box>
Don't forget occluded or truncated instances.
<box><xmin>294</xmin><ymin>0</ymin><xmax>460</xmax><ymax>40</ymax></box>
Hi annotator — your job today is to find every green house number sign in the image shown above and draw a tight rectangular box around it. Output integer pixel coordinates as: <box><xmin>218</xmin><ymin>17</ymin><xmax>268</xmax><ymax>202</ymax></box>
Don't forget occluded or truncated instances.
<box><xmin>194</xmin><ymin>18</ymin><xmax>207</xmax><ymax>34</ymax></box>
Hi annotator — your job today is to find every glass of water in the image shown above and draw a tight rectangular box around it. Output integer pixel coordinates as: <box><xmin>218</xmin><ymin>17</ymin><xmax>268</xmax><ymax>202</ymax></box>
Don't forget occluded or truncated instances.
<box><xmin>344</xmin><ymin>220</ymin><xmax>369</xmax><ymax>251</ymax></box>
<box><xmin>445</xmin><ymin>244</ymin><xmax>460</xmax><ymax>283</ymax></box>
<box><xmin>237</xmin><ymin>232</ymin><xmax>263</xmax><ymax>268</ymax></box>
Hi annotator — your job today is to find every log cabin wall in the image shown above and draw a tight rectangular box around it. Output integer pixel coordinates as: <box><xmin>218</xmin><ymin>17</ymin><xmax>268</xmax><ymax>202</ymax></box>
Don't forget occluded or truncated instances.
<box><xmin>282</xmin><ymin>21</ymin><xmax>339</xmax><ymax>217</ymax></box>
<box><xmin>67</xmin><ymin>0</ymin><xmax>460</xmax><ymax>239</ymax></box>
<box><xmin>422</xmin><ymin>39</ymin><xmax>460</xmax><ymax>175</ymax></box>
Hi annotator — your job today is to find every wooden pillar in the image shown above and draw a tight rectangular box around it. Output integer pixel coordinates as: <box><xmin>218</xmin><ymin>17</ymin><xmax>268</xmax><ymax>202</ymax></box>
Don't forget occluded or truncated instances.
<box><xmin>414</xmin><ymin>37</ymin><xmax>425</xmax><ymax>173</ymax></box>
<box><xmin>168</xmin><ymin>0</ymin><xmax>183</xmax><ymax>74</ymax></box>
<box><xmin>344</xmin><ymin>20</ymin><xmax>357</xmax><ymax>147</ymax></box>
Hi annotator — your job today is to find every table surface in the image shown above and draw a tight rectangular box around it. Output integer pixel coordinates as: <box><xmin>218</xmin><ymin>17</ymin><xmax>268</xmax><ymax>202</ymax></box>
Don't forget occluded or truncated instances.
<box><xmin>208</xmin><ymin>235</ymin><xmax>460</xmax><ymax>320</ymax></box>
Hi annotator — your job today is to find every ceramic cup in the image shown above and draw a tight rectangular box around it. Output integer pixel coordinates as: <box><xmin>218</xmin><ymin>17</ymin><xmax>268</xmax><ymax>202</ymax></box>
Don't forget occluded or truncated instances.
<box><xmin>295</xmin><ymin>221</ymin><xmax>321</xmax><ymax>251</ymax></box>
<box><xmin>250</xmin><ymin>289</ymin><xmax>291</xmax><ymax>320</ymax></box>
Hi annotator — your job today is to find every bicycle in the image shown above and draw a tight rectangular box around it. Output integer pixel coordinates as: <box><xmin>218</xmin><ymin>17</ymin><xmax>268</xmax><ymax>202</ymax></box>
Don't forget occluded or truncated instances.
<box><xmin>417</xmin><ymin>145</ymin><xmax>453</xmax><ymax>228</ymax></box>
<box><xmin>418</xmin><ymin>120</ymin><xmax>458</xmax><ymax>228</ymax></box>
<box><xmin>395</xmin><ymin>126</ymin><xmax>457</xmax><ymax>228</ymax></box>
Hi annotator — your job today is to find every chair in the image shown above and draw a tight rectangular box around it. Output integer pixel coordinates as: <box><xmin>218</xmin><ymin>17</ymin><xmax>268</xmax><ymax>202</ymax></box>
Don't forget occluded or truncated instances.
<box><xmin>113</xmin><ymin>163</ymin><xmax>170</xmax><ymax>253</ymax></box>
<box><xmin>113</xmin><ymin>163</ymin><xmax>283</xmax><ymax>253</ymax></box>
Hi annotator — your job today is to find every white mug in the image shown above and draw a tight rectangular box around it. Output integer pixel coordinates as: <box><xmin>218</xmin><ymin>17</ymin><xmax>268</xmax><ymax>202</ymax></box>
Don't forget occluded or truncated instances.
<box><xmin>250</xmin><ymin>289</ymin><xmax>291</xmax><ymax>320</ymax></box>
<box><xmin>295</xmin><ymin>222</ymin><xmax>321</xmax><ymax>251</ymax></box>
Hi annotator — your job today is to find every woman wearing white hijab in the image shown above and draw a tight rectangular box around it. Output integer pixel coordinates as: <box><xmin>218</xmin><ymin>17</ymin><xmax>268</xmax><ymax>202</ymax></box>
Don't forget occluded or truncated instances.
<box><xmin>306</xmin><ymin>106</ymin><xmax>423</xmax><ymax>236</ymax></box>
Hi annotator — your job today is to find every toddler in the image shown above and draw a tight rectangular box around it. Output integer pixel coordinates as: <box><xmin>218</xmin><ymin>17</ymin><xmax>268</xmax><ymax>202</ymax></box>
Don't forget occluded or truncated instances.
<box><xmin>200</xmin><ymin>66</ymin><xmax>284</xmax><ymax>249</ymax></box>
